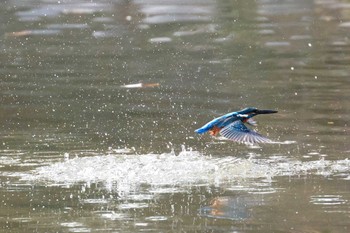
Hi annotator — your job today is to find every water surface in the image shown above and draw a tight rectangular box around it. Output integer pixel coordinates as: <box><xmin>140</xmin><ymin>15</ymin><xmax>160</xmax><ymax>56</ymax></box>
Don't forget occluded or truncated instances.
<box><xmin>1</xmin><ymin>0</ymin><xmax>350</xmax><ymax>232</ymax></box>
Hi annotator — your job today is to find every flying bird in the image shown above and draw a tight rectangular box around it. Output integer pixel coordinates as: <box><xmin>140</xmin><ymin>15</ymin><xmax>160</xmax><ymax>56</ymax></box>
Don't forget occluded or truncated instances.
<box><xmin>195</xmin><ymin>107</ymin><xmax>277</xmax><ymax>144</ymax></box>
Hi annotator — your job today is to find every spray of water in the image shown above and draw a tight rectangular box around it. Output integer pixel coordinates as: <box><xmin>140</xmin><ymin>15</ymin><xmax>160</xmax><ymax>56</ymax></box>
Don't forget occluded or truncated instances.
<box><xmin>21</xmin><ymin>146</ymin><xmax>350</xmax><ymax>195</ymax></box>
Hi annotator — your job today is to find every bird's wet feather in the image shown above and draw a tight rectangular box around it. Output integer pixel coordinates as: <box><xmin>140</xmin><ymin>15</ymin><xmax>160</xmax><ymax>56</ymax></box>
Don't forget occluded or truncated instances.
<box><xmin>220</xmin><ymin>121</ymin><xmax>272</xmax><ymax>144</ymax></box>
<box><xmin>195</xmin><ymin>107</ymin><xmax>277</xmax><ymax>144</ymax></box>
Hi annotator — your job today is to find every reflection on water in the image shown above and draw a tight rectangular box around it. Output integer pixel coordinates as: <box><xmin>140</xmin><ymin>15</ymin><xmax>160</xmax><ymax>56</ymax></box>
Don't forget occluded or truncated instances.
<box><xmin>1</xmin><ymin>0</ymin><xmax>350</xmax><ymax>232</ymax></box>
<box><xmin>200</xmin><ymin>195</ymin><xmax>264</xmax><ymax>220</ymax></box>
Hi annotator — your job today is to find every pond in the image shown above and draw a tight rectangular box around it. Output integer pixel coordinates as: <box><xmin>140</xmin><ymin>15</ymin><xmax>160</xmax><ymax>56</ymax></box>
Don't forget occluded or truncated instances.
<box><xmin>0</xmin><ymin>0</ymin><xmax>350</xmax><ymax>232</ymax></box>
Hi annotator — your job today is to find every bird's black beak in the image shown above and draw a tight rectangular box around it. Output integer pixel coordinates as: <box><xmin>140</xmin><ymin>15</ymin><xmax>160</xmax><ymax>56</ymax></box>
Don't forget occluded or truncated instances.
<box><xmin>256</xmin><ymin>109</ymin><xmax>278</xmax><ymax>114</ymax></box>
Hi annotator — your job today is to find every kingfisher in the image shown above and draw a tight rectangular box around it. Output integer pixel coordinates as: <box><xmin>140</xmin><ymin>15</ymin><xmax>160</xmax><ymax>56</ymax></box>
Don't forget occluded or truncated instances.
<box><xmin>195</xmin><ymin>107</ymin><xmax>277</xmax><ymax>144</ymax></box>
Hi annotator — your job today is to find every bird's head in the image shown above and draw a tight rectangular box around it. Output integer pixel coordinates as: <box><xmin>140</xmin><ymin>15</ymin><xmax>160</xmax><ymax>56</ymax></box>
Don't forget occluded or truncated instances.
<box><xmin>237</xmin><ymin>107</ymin><xmax>278</xmax><ymax>119</ymax></box>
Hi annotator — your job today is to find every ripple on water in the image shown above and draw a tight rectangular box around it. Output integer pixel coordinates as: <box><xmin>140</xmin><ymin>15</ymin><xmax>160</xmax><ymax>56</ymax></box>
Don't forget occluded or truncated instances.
<box><xmin>145</xmin><ymin>216</ymin><xmax>168</xmax><ymax>221</ymax></box>
<box><xmin>46</xmin><ymin>24</ymin><xmax>89</xmax><ymax>30</ymax></box>
<box><xmin>310</xmin><ymin>194</ymin><xmax>349</xmax><ymax>214</ymax></box>
<box><xmin>148</xmin><ymin>37</ymin><xmax>172</xmax><ymax>43</ymax></box>
<box><xmin>310</xmin><ymin>195</ymin><xmax>347</xmax><ymax>206</ymax></box>
<box><xmin>265</xmin><ymin>41</ymin><xmax>291</xmax><ymax>47</ymax></box>
<box><xmin>119</xmin><ymin>203</ymin><xmax>149</xmax><ymax>209</ymax></box>
<box><xmin>81</xmin><ymin>198</ymin><xmax>109</xmax><ymax>204</ymax></box>
<box><xmin>60</xmin><ymin>222</ymin><xmax>91</xmax><ymax>233</ymax></box>
<box><xmin>96</xmin><ymin>211</ymin><xmax>132</xmax><ymax>221</ymax></box>
<box><xmin>143</xmin><ymin>15</ymin><xmax>211</xmax><ymax>24</ymax></box>
<box><xmin>139</xmin><ymin>4</ymin><xmax>214</xmax><ymax>25</ymax></box>
<box><xmin>15</xmin><ymin>2</ymin><xmax>111</xmax><ymax>22</ymax></box>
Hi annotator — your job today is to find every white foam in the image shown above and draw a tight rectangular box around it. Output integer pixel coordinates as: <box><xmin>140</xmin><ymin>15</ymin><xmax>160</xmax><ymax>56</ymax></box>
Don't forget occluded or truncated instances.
<box><xmin>21</xmin><ymin>148</ymin><xmax>350</xmax><ymax>196</ymax></box>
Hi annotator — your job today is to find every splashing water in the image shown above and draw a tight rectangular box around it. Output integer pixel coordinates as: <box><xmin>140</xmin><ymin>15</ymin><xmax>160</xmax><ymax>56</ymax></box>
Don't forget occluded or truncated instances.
<box><xmin>21</xmin><ymin>147</ymin><xmax>350</xmax><ymax>195</ymax></box>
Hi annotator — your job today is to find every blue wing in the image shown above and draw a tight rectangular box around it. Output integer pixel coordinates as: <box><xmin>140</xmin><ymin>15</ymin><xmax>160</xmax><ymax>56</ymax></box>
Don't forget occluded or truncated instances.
<box><xmin>195</xmin><ymin>112</ymin><xmax>240</xmax><ymax>134</ymax></box>
<box><xmin>220</xmin><ymin>120</ymin><xmax>272</xmax><ymax>144</ymax></box>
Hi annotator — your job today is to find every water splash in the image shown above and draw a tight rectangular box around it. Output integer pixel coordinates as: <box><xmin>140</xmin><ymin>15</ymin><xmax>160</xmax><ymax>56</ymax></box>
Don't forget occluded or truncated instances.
<box><xmin>21</xmin><ymin>148</ymin><xmax>350</xmax><ymax>196</ymax></box>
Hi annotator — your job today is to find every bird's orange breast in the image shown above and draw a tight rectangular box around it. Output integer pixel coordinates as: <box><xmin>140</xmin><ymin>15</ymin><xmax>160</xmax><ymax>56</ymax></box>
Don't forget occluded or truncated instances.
<box><xmin>209</xmin><ymin>126</ymin><xmax>221</xmax><ymax>136</ymax></box>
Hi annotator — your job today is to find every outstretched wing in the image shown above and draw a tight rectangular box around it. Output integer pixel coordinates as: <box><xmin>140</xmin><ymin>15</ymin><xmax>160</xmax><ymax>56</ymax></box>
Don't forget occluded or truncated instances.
<box><xmin>195</xmin><ymin>114</ymin><xmax>239</xmax><ymax>134</ymax></box>
<box><xmin>220</xmin><ymin>120</ymin><xmax>272</xmax><ymax>144</ymax></box>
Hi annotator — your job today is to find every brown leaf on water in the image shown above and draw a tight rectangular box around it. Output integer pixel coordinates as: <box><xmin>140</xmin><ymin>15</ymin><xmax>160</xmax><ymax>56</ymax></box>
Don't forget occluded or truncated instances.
<box><xmin>5</xmin><ymin>30</ymin><xmax>32</xmax><ymax>38</ymax></box>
